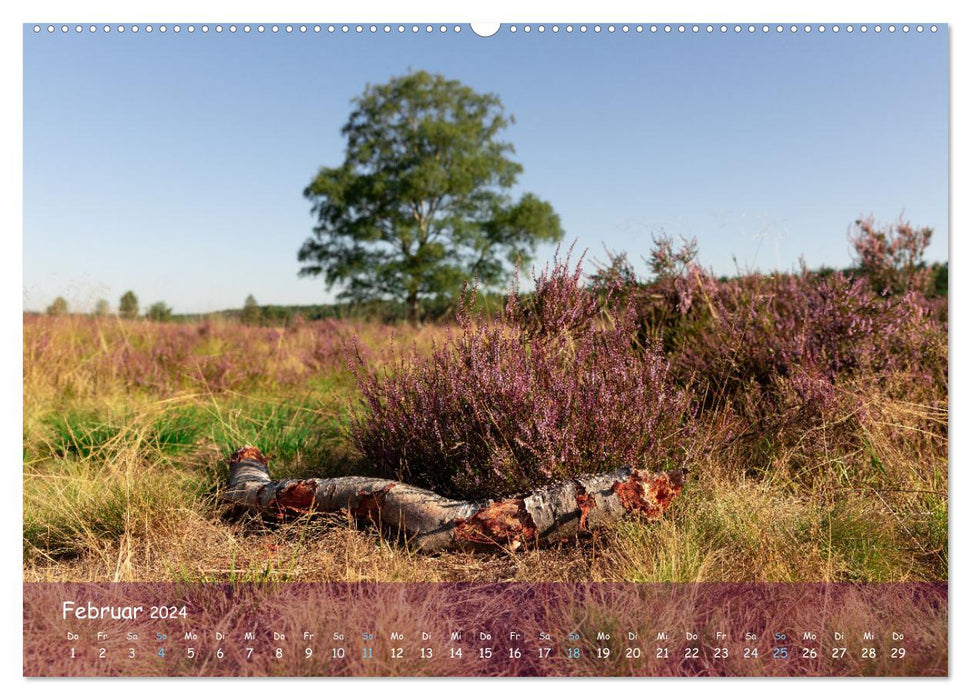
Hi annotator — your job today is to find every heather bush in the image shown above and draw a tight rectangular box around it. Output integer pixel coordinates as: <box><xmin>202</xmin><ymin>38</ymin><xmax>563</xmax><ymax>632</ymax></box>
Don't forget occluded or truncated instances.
<box><xmin>684</xmin><ymin>270</ymin><xmax>941</xmax><ymax>393</ymax></box>
<box><xmin>507</xmin><ymin>248</ymin><xmax>603</xmax><ymax>340</ymax></box>
<box><xmin>628</xmin><ymin>234</ymin><xmax>720</xmax><ymax>357</ymax></box>
<box><xmin>624</xmin><ymin>233</ymin><xmax>948</xmax><ymax>476</ymax></box>
<box><xmin>850</xmin><ymin>215</ymin><xmax>934</xmax><ymax>296</ymax></box>
<box><xmin>589</xmin><ymin>248</ymin><xmax>639</xmax><ymax>296</ymax></box>
<box><xmin>350</xmin><ymin>255</ymin><xmax>696</xmax><ymax>501</ymax></box>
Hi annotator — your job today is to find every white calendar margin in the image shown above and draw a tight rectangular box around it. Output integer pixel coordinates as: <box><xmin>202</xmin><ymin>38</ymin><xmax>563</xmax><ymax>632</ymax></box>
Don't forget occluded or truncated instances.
<box><xmin>1</xmin><ymin>0</ymin><xmax>962</xmax><ymax>696</ymax></box>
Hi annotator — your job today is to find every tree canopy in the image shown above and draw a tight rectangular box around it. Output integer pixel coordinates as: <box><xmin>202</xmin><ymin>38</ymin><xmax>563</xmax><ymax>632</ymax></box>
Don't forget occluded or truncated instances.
<box><xmin>241</xmin><ymin>294</ymin><xmax>262</xmax><ymax>326</ymax></box>
<box><xmin>46</xmin><ymin>297</ymin><xmax>68</xmax><ymax>316</ymax></box>
<box><xmin>93</xmin><ymin>299</ymin><xmax>110</xmax><ymax>317</ymax></box>
<box><xmin>146</xmin><ymin>301</ymin><xmax>172</xmax><ymax>322</ymax></box>
<box><xmin>119</xmin><ymin>291</ymin><xmax>139</xmax><ymax>320</ymax></box>
<box><xmin>298</xmin><ymin>70</ymin><xmax>564</xmax><ymax>323</ymax></box>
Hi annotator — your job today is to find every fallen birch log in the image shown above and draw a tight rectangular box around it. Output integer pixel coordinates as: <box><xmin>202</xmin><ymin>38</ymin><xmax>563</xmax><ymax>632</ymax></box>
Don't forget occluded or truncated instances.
<box><xmin>224</xmin><ymin>446</ymin><xmax>687</xmax><ymax>553</ymax></box>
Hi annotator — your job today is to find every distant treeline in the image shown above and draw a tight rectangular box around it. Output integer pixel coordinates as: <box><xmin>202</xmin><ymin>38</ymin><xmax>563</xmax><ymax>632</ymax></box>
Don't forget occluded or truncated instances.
<box><xmin>30</xmin><ymin>261</ymin><xmax>947</xmax><ymax>326</ymax></box>
<box><xmin>814</xmin><ymin>261</ymin><xmax>947</xmax><ymax>297</ymax></box>
<box><xmin>170</xmin><ymin>291</ymin><xmax>512</xmax><ymax>326</ymax></box>
<box><xmin>198</xmin><ymin>261</ymin><xmax>948</xmax><ymax>327</ymax></box>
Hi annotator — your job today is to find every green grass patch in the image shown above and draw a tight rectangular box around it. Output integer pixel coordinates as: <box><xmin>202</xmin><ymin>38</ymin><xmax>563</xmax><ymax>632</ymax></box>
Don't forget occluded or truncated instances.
<box><xmin>203</xmin><ymin>395</ymin><xmax>365</xmax><ymax>479</ymax></box>
<box><xmin>821</xmin><ymin>502</ymin><xmax>909</xmax><ymax>581</ymax></box>
<box><xmin>42</xmin><ymin>411</ymin><xmax>124</xmax><ymax>459</ymax></box>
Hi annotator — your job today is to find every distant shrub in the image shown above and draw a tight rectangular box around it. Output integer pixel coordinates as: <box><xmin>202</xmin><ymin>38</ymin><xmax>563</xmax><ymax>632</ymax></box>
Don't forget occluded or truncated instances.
<box><xmin>93</xmin><ymin>299</ymin><xmax>110</xmax><ymax>317</ymax></box>
<box><xmin>46</xmin><ymin>297</ymin><xmax>69</xmax><ymax>316</ymax></box>
<box><xmin>241</xmin><ymin>294</ymin><xmax>263</xmax><ymax>326</ymax></box>
<box><xmin>350</xmin><ymin>254</ymin><xmax>695</xmax><ymax>501</ymax></box>
<box><xmin>931</xmin><ymin>262</ymin><xmax>948</xmax><ymax>297</ymax></box>
<box><xmin>119</xmin><ymin>291</ymin><xmax>139</xmax><ymax>320</ymax></box>
<box><xmin>146</xmin><ymin>301</ymin><xmax>173</xmax><ymax>322</ymax></box>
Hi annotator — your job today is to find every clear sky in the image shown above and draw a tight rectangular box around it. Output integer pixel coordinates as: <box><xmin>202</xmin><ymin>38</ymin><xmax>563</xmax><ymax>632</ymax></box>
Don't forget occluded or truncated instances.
<box><xmin>23</xmin><ymin>24</ymin><xmax>948</xmax><ymax>313</ymax></box>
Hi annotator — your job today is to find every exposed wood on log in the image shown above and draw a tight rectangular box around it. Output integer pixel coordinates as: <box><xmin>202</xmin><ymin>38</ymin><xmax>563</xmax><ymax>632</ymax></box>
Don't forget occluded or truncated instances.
<box><xmin>223</xmin><ymin>446</ymin><xmax>687</xmax><ymax>553</ymax></box>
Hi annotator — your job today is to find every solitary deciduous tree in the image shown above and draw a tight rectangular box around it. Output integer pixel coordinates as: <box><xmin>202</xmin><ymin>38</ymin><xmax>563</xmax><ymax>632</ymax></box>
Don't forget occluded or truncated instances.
<box><xmin>119</xmin><ymin>291</ymin><xmax>139</xmax><ymax>320</ymax></box>
<box><xmin>299</xmin><ymin>70</ymin><xmax>564</xmax><ymax>324</ymax></box>
<box><xmin>46</xmin><ymin>297</ymin><xmax>68</xmax><ymax>316</ymax></box>
<box><xmin>241</xmin><ymin>294</ymin><xmax>262</xmax><ymax>326</ymax></box>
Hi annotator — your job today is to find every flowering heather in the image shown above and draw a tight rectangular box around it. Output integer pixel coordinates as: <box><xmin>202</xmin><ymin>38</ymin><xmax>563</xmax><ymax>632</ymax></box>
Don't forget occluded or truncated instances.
<box><xmin>619</xmin><ymin>232</ymin><xmax>949</xmax><ymax>476</ymax></box>
<box><xmin>667</xmin><ymin>270</ymin><xmax>946</xmax><ymax>406</ymax></box>
<box><xmin>508</xmin><ymin>248</ymin><xmax>603</xmax><ymax>340</ymax></box>
<box><xmin>851</xmin><ymin>215</ymin><xmax>934</xmax><ymax>296</ymax></box>
<box><xmin>351</xmin><ymin>256</ymin><xmax>695</xmax><ymax>501</ymax></box>
<box><xmin>23</xmin><ymin>231</ymin><xmax>948</xmax><ymax>584</ymax></box>
<box><xmin>629</xmin><ymin>234</ymin><xmax>721</xmax><ymax>354</ymax></box>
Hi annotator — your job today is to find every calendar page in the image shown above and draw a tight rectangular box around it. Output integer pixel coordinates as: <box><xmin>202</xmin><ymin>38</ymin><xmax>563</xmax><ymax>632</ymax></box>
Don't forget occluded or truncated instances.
<box><xmin>21</xmin><ymin>17</ymin><xmax>949</xmax><ymax>679</ymax></box>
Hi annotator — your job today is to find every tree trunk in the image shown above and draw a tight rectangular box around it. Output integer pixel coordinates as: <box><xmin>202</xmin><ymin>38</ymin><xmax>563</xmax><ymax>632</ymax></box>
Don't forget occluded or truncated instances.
<box><xmin>406</xmin><ymin>293</ymin><xmax>420</xmax><ymax>326</ymax></box>
<box><xmin>224</xmin><ymin>447</ymin><xmax>687</xmax><ymax>553</ymax></box>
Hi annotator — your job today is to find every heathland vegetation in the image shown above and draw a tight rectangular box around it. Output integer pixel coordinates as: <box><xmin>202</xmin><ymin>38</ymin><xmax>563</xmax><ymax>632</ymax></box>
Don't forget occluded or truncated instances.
<box><xmin>23</xmin><ymin>217</ymin><xmax>947</xmax><ymax>584</ymax></box>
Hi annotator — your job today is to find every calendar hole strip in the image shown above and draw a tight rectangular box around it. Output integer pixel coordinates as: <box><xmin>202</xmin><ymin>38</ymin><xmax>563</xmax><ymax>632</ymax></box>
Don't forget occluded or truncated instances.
<box><xmin>29</xmin><ymin>23</ymin><xmax>941</xmax><ymax>36</ymax></box>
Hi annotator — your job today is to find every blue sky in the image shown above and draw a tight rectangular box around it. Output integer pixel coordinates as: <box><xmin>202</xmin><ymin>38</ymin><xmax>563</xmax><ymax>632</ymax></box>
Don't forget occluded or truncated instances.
<box><xmin>23</xmin><ymin>24</ymin><xmax>948</xmax><ymax>313</ymax></box>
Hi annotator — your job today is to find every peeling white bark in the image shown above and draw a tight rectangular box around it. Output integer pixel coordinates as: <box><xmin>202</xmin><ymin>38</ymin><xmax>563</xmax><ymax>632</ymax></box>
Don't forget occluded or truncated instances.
<box><xmin>224</xmin><ymin>447</ymin><xmax>686</xmax><ymax>553</ymax></box>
